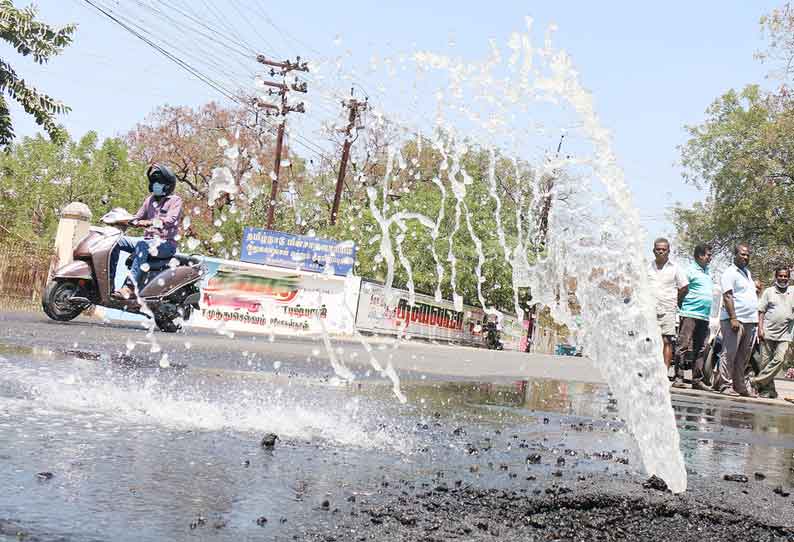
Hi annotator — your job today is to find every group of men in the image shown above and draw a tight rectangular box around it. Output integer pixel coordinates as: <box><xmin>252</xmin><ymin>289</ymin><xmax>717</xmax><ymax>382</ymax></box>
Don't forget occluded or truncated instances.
<box><xmin>649</xmin><ymin>238</ymin><xmax>791</xmax><ymax>398</ymax></box>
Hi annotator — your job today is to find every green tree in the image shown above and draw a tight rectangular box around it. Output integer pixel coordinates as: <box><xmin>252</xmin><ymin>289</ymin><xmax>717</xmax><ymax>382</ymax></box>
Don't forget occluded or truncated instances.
<box><xmin>673</xmin><ymin>4</ymin><xmax>794</xmax><ymax>277</ymax></box>
<box><xmin>674</xmin><ymin>85</ymin><xmax>794</xmax><ymax>272</ymax></box>
<box><xmin>307</xmin><ymin>137</ymin><xmax>536</xmax><ymax>312</ymax></box>
<box><xmin>0</xmin><ymin>1</ymin><xmax>75</xmax><ymax>145</ymax></box>
<box><xmin>0</xmin><ymin>132</ymin><xmax>147</xmax><ymax>247</ymax></box>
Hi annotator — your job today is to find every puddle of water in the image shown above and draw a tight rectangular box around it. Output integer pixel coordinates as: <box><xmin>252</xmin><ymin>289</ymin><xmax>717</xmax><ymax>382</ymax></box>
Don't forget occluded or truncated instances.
<box><xmin>1</xmin><ymin>346</ymin><xmax>793</xmax><ymax>540</ymax></box>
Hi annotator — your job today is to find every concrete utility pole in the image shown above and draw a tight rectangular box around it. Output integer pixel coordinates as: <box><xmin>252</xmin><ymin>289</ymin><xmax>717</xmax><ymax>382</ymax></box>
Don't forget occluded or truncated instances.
<box><xmin>330</xmin><ymin>93</ymin><xmax>367</xmax><ymax>225</ymax></box>
<box><xmin>254</xmin><ymin>55</ymin><xmax>309</xmax><ymax>230</ymax></box>
<box><xmin>536</xmin><ymin>133</ymin><xmax>565</xmax><ymax>248</ymax></box>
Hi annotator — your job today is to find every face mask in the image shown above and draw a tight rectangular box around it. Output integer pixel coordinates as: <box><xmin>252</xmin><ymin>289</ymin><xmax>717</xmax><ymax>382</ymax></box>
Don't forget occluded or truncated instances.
<box><xmin>151</xmin><ymin>182</ymin><xmax>165</xmax><ymax>196</ymax></box>
<box><xmin>776</xmin><ymin>281</ymin><xmax>789</xmax><ymax>289</ymax></box>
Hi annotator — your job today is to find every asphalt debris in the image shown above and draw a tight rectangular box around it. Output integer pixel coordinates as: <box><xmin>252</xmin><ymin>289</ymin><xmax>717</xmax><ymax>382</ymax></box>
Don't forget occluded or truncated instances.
<box><xmin>300</xmin><ymin>484</ymin><xmax>794</xmax><ymax>541</ymax></box>
<box><xmin>774</xmin><ymin>486</ymin><xmax>791</xmax><ymax>498</ymax></box>
<box><xmin>260</xmin><ymin>433</ymin><xmax>279</xmax><ymax>449</ymax></box>
<box><xmin>643</xmin><ymin>475</ymin><xmax>668</xmax><ymax>492</ymax></box>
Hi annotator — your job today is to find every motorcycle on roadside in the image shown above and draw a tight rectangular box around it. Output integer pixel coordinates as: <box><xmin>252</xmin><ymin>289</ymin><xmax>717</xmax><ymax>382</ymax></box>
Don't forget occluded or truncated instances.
<box><xmin>42</xmin><ymin>208</ymin><xmax>204</xmax><ymax>332</ymax></box>
<box><xmin>484</xmin><ymin>320</ymin><xmax>504</xmax><ymax>350</ymax></box>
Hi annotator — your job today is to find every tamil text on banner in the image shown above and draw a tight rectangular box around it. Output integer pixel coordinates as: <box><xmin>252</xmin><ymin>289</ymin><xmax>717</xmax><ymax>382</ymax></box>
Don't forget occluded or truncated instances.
<box><xmin>354</xmin><ymin>281</ymin><xmax>483</xmax><ymax>345</ymax></box>
<box><xmin>240</xmin><ymin>227</ymin><xmax>356</xmax><ymax>276</ymax></box>
<box><xmin>191</xmin><ymin>258</ymin><xmax>361</xmax><ymax>335</ymax></box>
<box><xmin>105</xmin><ymin>253</ymin><xmax>362</xmax><ymax>334</ymax></box>
<box><xmin>354</xmin><ymin>281</ymin><xmax>522</xmax><ymax>349</ymax></box>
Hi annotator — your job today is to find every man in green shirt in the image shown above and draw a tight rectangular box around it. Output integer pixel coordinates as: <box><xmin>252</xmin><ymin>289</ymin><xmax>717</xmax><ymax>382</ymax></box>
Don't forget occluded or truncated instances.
<box><xmin>675</xmin><ymin>244</ymin><xmax>713</xmax><ymax>391</ymax></box>
<box><xmin>752</xmin><ymin>267</ymin><xmax>794</xmax><ymax>398</ymax></box>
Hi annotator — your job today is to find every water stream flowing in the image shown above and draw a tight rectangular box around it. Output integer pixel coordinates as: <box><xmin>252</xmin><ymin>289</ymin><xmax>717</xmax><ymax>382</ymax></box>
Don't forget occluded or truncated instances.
<box><xmin>306</xmin><ymin>18</ymin><xmax>686</xmax><ymax>492</ymax></box>
<box><xmin>182</xmin><ymin>18</ymin><xmax>686</xmax><ymax>491</ymax></box>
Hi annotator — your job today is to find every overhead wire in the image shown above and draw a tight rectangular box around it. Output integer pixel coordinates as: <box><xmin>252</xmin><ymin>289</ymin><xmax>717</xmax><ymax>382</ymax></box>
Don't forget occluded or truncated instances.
<box><xmin>107</xmin><ymin>0</ymin><xmax>257</xmax><ymax>89</ymax></box>
<box><xmin>158</xmin><ymin>0</ymin><xmax>260</xmax><ymax>56</ymax></box>
<box><xmin>228</xmin><ymin>0</ymin><xmax>282</xmax><ymax>57</ymax></box>
<box><xmin>80</xmin><ymin>0</ymin><xmax>344</xmax><ymax>163</ymax></box>
<box><xmin>81</xmin><ymin>0</ymin><xmax>242</xmax><ymax>104</ymax></box>
<box><xmin>129</xmin><ymin>1</ymin><xmax>341</xmax><ymax>151</ymax></box>
<box><xmin>87</xmin><ymin>0</ymin><xmax>250</xmax><ymax>93</ymax></box>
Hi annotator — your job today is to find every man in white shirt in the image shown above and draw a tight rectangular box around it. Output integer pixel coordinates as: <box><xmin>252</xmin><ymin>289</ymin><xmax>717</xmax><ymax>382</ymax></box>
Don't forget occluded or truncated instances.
<box><xmin>648</xmin><ymin>238</ymin><xmax>688</xmax><ymax>382</ymax></box>
<box><xmin>714</xmin><ymin>243</ymin><xmax>758</xmax><ymax>396</ymax></box>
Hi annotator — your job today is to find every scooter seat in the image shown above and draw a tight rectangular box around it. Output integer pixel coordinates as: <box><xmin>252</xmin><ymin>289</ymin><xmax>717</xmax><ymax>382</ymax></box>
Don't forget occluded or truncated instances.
<box><xmin>171</xmin><ymin>253</ymin><xmax>201</xmax><ymax>266</ymax></box>
<box><xmin>124</xmin><ymin>253</ymin><xmax>200</xmax><ymax>271</ymax></box>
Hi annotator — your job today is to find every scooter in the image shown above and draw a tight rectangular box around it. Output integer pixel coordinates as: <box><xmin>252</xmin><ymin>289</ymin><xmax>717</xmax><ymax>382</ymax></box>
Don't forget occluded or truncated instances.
<box><xmin>42</xmin><ymin>209</ymin><xmax>204</xmax><ymax>332</ymax></box>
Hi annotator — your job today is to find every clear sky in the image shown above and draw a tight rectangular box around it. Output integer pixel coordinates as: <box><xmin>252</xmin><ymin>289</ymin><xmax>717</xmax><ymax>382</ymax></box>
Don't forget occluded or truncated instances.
<box><xmin>7</xmin><ymin>1</ymin><xmax>782</xmax><ymax>245</ymax></box>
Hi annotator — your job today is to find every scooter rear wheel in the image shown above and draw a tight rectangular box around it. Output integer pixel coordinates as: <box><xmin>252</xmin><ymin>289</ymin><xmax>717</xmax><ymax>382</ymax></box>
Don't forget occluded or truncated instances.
<box><xmin>154</xmin><ymin>305</ymin><xmax>190</xmax><ymax>333</ymax></box>
<box><xmin>42</xmin><ymin>280</ymin><xmax>85</xmax><ymax>322</ymax></box>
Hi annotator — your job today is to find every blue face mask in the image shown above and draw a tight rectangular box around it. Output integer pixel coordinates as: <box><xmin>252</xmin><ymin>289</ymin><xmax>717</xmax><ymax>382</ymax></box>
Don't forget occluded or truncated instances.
<box><xmin>151</xmin><ymin>182</ymin><xmax>165</xmax><ymax>196</ymax></box>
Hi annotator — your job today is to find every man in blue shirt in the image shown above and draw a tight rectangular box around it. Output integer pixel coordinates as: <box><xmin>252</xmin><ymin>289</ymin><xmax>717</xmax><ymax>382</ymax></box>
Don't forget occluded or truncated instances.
<box><xmin>675</xmin><ymin>244</ymin><xmax>713</xmax><ymax>391</ymax></box>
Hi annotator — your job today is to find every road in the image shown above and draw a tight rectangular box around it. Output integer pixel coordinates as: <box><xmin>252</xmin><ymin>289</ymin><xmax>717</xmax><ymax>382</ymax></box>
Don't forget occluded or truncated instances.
<box><xmin>5</xmin><ymin>311</ymin><xmax>794</xmax><ymax>408</ymax></box>
<box><xmin>0</xmin><ymin>310</ymin><xmax>602</xmax><ymax>384</ymax></box>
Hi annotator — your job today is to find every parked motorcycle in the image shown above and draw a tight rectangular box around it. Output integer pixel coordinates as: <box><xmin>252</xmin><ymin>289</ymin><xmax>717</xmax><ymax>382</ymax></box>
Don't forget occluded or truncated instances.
<box><xmin>42</xmin><ymin>209</ymin><xmax>204</xmax><ymax>332</ymax></box>
<box><xmin>485</xmin><ymin>321</ymin><xmax>504</xmax><ymax>350</ymax></box>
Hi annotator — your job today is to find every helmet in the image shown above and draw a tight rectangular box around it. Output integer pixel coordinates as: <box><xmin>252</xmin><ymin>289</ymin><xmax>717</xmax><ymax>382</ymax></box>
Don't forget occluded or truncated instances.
<box><xmin>147</xmin><ymin>163</ymin><xmax>177</xmax><ymax>196</ymax></box>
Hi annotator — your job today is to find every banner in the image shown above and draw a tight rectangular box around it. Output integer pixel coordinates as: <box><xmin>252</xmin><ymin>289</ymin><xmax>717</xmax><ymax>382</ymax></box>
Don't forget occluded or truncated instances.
<box><xmin>354</xmin><ymin>281</ymin><xmax>523</xmax><ymax>350</ymax></box>
<box><xmin>499</xmin><ymin>314</ymin><xmax>525</xmax><ymax>352</ymax></box>
<box><xmin>355</xmin><ymin>281</ymin><xmax>475</xmax><ymax>344</ymax></box>
<box><xmin>240</xmin><ymin>227</ymin><xmax>356</xmax><ymax>276</ymax></box>
<box><xmin>191</xmin><ymin>259</ymin><xmax>360</xmax><ymax>335</ymax></box>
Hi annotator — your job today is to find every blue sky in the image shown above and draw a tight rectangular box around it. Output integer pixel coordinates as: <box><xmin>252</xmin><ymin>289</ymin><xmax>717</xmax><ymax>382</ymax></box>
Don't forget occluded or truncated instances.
<box><xmin>8</xmin><ymin>1</ymin><xmax>782</xmax><ymax>244</ymax></box>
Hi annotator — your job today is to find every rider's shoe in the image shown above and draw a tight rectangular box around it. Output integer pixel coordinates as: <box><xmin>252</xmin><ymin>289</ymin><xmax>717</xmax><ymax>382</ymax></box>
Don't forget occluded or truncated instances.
<box><xmin>111</xmin><ymin>286</ymin><xmax>134</xmax><ymax>300</ymax></box>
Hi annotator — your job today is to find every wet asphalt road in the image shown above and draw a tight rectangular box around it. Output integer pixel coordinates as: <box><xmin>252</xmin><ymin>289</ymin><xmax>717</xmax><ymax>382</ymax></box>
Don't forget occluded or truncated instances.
<box><xmin>0</xmin><ymin>310</ymin><xmax>600</xmax><ymax>384</ymax></box>
<box><xmin>4</xmin><ymin>310</ymin><xmax>794</xmax><ymax>540</ymax></box>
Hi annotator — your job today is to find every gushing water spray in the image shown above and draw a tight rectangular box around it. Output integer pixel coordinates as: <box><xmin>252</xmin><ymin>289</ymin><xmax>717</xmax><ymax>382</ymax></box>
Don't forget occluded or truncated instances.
<box><xmin>194</xmin><ymin>15</ymin><xmax>687</xmax><ymax>491</ymax></box>
<box><xmin>319</xmin><ymin>17</ymin><xmax>687</xmax><ymax>491</ymax></box>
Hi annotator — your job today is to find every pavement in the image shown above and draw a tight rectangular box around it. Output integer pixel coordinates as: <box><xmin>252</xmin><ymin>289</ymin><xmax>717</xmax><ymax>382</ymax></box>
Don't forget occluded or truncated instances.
<box><xmin>2</xmin><ymin>310</ymin><xmax>794</xmax><ymax>410</ymax></box>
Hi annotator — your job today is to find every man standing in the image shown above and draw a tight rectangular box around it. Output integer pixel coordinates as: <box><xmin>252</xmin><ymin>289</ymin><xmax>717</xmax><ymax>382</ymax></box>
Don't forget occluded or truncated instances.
<box><xmin>648</xmin><ymin>238</ymin><xmax>688</xmax><ymax>380</ymax></box>
<box><xmin>676</xmin><ymin>244</ymin><xmax>713</xmax><ymax>391</ymax></box>
<box><xmin>715</xmin><ymin>243</ymin><xmax>758</xmax><ymax>396</ymax></box>
<box><xmin>751</xmin><ymin>267</ymin><xmax>794</xmax><ymax>398</ymax></box>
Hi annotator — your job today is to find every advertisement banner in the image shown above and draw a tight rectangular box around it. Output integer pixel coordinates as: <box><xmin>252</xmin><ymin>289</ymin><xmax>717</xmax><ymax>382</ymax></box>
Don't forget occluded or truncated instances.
<box><xmin>354</xmin><ymin>281</ymin><xmax>522</xmax><ymax>350</ymax></box>
<box><xmin>499</xmin><ymin>314</ymin><xmax>525</xmax><ymax>352</ymax></box>
<box><xmin>240</xmin><ymin>227</ymin><xmax>356</xmax><ymax>276</ymax></box>
<box><xmin>191</xmin><ymin>259</ymin><xmax>360</xmax><ymax>335</ymax></box>
<box><xmin>354</xmin><ymin>281</ymin><xmax>483</xmax><ymax>344</ymax></box>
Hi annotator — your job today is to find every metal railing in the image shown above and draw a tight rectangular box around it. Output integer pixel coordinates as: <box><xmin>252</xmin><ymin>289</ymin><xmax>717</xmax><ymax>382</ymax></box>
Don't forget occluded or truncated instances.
<box><xmin>0</xmin><ymin>241</ymin><xmax>51</xmax><ymax>312</ymax></box>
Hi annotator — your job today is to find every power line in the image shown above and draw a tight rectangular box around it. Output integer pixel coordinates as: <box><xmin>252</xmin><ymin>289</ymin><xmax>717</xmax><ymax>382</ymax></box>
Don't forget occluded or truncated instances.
<box><xmin>106</xmin><ymin>0</ymin><xmax>256</xmax><ymax>88</ymax></box>
<box><xmin>81</xmin><ymin>0</ymin><xmax>242</xmax><ymax>103</ymax></box>
<box><xmin>158</xmin><ymin>0</ymin><xmax>260</xmax><ymax>56</ymax></box>
<box><xmin>80</xmin><ymin>0</ymin><xmax>338</xmax><ymax>163</ymax></box>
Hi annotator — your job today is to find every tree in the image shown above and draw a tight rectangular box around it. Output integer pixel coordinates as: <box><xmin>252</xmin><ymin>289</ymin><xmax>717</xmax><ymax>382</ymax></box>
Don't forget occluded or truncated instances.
<box><xmin>0</xmin><ymin>132</ymin><xmax>147</xmax><ymax>247</ymax></box>
<box><xmin>315</xmin><ymin>133</ymin><xmax>537</xmax><ymax>312</ymax></box>
<box><xmin>672</xmin><ymin>5</ymin><xmax>794</xmax><ymax>278</ymax></box>
<box><xmin>126</xmin><ymin>102</ymin><xmax>310</xmax><ymax>258</ymax></box>
<box><xmin>0</xmin><ymin>1</ymin><xmax>75</xmax><ymax>145</ymax></box>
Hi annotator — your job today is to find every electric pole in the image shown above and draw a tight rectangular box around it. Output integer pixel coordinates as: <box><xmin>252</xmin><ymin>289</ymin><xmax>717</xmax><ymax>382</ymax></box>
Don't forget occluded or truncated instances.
<box><xmin>330</xmin><ymin>92</ymin><xmax>367</xmax><ymax>225</ymax></box>
<box><xmin>536</xmin><ymin>133</ymin><xmax>565</xmax><ymax>248</ymax></box>
<box><xmin>254</xmin><ymin>55</ymin><xmax>308</xmax><ymax>230</ymax></box>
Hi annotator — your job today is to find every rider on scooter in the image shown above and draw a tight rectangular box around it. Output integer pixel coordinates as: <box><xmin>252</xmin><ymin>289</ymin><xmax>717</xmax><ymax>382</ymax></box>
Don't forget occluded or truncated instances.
<box><xmin>111</xmin><ymin>164</ymin><xmax>183</xmax><ymax>299</ymax></box>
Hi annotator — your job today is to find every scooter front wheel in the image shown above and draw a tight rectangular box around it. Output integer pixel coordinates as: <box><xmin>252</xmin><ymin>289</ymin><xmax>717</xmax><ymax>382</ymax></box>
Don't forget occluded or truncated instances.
<box><xmin>42</xmin><ymin>280</ymin><xmax>85</xmax><ymax>322</ymax></box>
